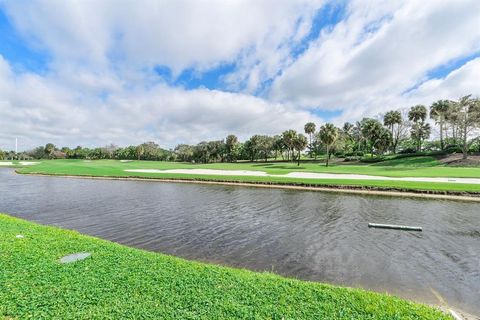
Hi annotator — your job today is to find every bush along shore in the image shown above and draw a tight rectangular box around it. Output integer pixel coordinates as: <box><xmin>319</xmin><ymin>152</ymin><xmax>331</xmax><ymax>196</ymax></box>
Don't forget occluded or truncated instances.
<box><xmin>0</xmin><ymin>213</ymin><xmax>451</xmax><ymax>319</ymax></box>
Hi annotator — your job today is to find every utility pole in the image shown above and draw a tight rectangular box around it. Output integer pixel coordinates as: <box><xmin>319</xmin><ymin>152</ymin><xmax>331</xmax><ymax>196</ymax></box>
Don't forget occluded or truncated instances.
<box><xmin>15</xmin><ymin>137</ymin><xmax>18</xmax><ymax>154</ymax></box>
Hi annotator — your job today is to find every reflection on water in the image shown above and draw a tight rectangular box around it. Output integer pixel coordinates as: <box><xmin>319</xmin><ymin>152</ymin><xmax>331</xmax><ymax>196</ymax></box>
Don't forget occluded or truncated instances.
<box><xmin>1</xmin><ymin>169</ymin><xmax>479</xmax><ymax>314</ymax></box>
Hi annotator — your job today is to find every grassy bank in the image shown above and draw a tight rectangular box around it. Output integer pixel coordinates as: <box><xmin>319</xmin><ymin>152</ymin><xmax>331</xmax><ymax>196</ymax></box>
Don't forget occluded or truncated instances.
<box><xmin>0</xmin><ymin>214</ymin><xmax>450</xmax><ymax>319</ymax></box>
<box><xmin>11</xmin><ymin>158</ymin><xmax>480</xmax><ymax>194</ymax></box>
<box><xmin>11</xmin><ymin>156</ymin><xmax>480</xmax><ymax>177</ymax></box>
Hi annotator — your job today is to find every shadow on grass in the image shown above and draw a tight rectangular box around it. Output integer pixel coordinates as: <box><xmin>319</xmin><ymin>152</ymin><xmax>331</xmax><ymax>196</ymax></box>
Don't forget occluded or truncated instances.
<box><xmin>371</xmin><ymin>156</ymin><xmax>439</xmax><ymax>167</ymax></box>
<box><xmin>251</xmin><ymin>163</ymin><xmax>275</xmax><ymax>167</ymax></box>
<box><xmin>265</xmin><ymin>165</ymin><xmax>309</xmax><ymax>170</ymax></box>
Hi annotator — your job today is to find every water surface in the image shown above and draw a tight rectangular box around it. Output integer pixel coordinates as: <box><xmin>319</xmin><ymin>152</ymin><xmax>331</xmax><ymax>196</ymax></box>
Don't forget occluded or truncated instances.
<box><xmin>1</xmin><ymin>169</ymin><xmax>479</xmax><ymax>314</ymax></box>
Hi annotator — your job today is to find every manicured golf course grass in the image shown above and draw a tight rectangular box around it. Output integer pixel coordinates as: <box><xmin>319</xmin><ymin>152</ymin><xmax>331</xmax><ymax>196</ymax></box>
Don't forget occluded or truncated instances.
<box><xmin>0</xmin><ymin>213</ymin><xmax>450</xmax><ymax>319</ymax></box>
<box><xmin>10</xmin><ymin>158</ymin><xmax>480</xmax><ymax>193</ymax></box>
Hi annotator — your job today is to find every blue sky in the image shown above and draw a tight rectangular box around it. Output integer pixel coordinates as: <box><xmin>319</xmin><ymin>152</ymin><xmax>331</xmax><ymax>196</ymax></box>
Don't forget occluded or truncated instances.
<box><xmin>0</xmin><ymin>0</ymin><xmax>479</xmax><ymax>150</ymax></box>
<box><xmin>0</xmin><ymin>9</ymin><xmax>50</xmax><ymax>73</ymax></box>
<box><xmin>152</xmin><ymin>2</ymin><xmax>348</xmax><ymax>96</ymax></box>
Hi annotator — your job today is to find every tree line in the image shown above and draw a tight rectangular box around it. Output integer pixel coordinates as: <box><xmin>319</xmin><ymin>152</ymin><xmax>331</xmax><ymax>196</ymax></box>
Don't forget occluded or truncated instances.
<box><xmin>1</xmin><ymin>95</ymin><xmax>479</xmax><ymax>166</ymax></box>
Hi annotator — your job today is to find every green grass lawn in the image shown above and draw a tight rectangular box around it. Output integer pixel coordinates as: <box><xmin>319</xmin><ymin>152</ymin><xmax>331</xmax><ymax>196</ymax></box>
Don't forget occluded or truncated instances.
<box><xmin>10</xmin><ymin>158</ymin><xmax>480</xmax><ymax>193</ymax></box>
<box><xmin>0</xmin><ymin>213</ymin><xmax>450</xmax><ymax>319</ymax></box>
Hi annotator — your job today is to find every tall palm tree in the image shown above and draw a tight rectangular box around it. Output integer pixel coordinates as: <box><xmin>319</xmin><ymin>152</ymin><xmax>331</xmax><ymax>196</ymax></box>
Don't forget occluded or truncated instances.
<box><xmin>408</xmin><ymin>105</ymin><xmax>428</xmax><ymax>151</ymax></box>
<box><xmin>430</xmin><ymin>100</ymin><xmax>451</xmax><ymax>150</ymax></box>
<box><xmin>454</xmin><ymin>95</ymin><xmax>480</xmax><ymax>159</ymax></box>
<box><xmin>304</xmin><ymin>122</ymin><xmax>316</xmax><ymax>142</ymax></box>
<box><xmin>352</xmin><ymin>121</ymin><xmax>363</xmax><ymax>153</ymax></box>
<box><xmin>282</xmin><ymin>130</ymin><xmax>297</xmax><ymax>161</ymax></box>
<box><xmin>360</xmin><ymin>118</ymin><xmax>383</xmax><ymax>157</ymax></box>
<box><xmin>304</xmin><ymin>122</ymin><xmax>316</xmax><ymax>158</ymax></box>
<box><xmin>341</xmin><ymin>122</ymin><xmax>354</xmax><ymax>154</ymax></box>
<box><xmin>319</xmin><ymin>123</ymin><xmax>338</xmax><ymax>167</ymax></box>
<box><xmin>383</xmin><ymin>110</ymin><xmax>402</xmax><ymax>153</ymax></box>
<box><xmin>272</xmin><ymin>135</ymin><xmax>284</xmax><ymax>160</ymax></box>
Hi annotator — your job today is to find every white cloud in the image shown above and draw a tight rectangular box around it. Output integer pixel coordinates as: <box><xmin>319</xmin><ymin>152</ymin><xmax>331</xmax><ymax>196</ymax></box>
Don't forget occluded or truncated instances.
<box><xmin>270</xmin><ymin>0</ymin><xmax>480</xmax><ymax>115</ymax></box>
<box><xmin>409</xmin><ymin>58</ymin><xmax>480</xmax><ymax>102</ymax></box>
<box><xmin>330</xmin><ymin>57</ymin><xmax>480</xmax><ymax>127</ymax></box>
<box><xmin>0</xmin><ymin>0</ymin><xmax>330</xmax><ymax>150</ymax></box>
<box><xmin>0</xmin><ymin>0</ymin><xmax>479</xmax><ymax>151</ymax></box>
<box><xmin>0</xmin><ymin>55</ymin><xmax>320</xmax><ymax>150</ymax></box>
<box><xmin>1</xmin><ymin>0</ymin><xmax>323</xmax><ymax>75</ymax></box>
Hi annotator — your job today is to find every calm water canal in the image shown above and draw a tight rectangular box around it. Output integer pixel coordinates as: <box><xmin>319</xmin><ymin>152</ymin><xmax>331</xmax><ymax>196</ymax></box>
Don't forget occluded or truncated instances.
<box><xmin>1</xmin><ymin>169</ymin><xmax>479</xmax><ymax>314</ymax></box>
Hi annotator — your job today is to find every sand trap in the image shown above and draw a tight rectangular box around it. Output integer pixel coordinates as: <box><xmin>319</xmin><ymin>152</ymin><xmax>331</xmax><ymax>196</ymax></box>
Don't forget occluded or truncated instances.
<box><xmin>284</xmin><ymin>172</ymin><xmax>480</xmax><ymax>184</ymax></box>
<box><xmin>19</xmin><ymin>161</ymin><xmax>40</xmax><ymax>165</ymax></box>
<box><xmin>124</xmin><ymin>168</ymin><xmax>480</xmax><ymax>185</ymax></box>
<box><xmin>120</xmin><ymin>160</ymin><xmax>133</xmax><ymax>163</ymax></box>
<box><xmin>126</xmin><ymin>169</ymin><xmax>269</xmax><ymax>176</ymax></box>
<box><xmin>0</xmin><ymin>161</ymin><xmax>39</xmax><ymax>166</ymax></box>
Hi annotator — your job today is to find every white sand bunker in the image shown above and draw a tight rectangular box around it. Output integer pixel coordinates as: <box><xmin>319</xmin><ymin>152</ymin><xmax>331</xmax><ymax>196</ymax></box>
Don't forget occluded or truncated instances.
<box><xmin>19</xmin><ymin>161</ymin><xmax>40</xmax><ymax>165</ymax></box>
<box><xmin>120</xmin><ymin>160</ymin><xmax>133</xmax><ymax>163</ymax></box>
<box><xmin>283</xmin><ymin>172</ymin><xmax>480</xmax><ymax>184</ymax></box>
<box><xmin>126</xmin><ymin>169</ymin><xmax>269</xmax><ymax>176</ymax></box>
<box><xmin>0</xmin><ymin>161</ymin><xmax>39</xmax><ymax>166</ymax></box>
<box><xmin>125</xmin><ymin>168</ymin><xmax>480</xmax><ymax>184</ymax></box>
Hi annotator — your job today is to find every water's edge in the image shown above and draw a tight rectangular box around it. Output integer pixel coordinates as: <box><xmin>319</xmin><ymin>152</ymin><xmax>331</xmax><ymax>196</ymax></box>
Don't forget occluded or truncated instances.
<box><xmin>3</xmin><ymin>212</ymin><xmax>458</xmax><ymax>319</ymax></box>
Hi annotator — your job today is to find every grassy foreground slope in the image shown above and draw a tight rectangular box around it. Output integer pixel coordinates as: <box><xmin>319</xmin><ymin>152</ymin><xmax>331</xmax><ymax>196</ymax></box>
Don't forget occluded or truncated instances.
<box><xmin>15</xmin><ymin>158</ymin><xmax>480</xmax><ymax>193</ymax></box>
<box><xmin>0</xmin><ymin>214</ymin><xmax>450</xmax><ymax>319</ymax></box>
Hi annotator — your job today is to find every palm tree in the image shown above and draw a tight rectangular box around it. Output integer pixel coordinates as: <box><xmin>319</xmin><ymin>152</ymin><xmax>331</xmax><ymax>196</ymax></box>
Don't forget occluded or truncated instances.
<box><xmin>454</xmin><ymin>95</ymin><xmax>480</xmax><ymax>159</ymax></box>
<box><xmin>373</xmin><ymin>128</ymin><xmax>393</xmax><ymax>155</ymax></box>
<box><xmin>430</xmin><ymin>100</ymin><xmax>451</xmax><ymax>150</ymax></box>
<box><xmin>319</xmin><ymin>123</ymin><xmax>338</xmax><ymax>167</ymax></box>
<box><xmin>408</xmin><ymin>105</ymin><xmax>427</xmax><ymax>123</ymax></box>
<box><xmin>293</xmin><ymin>134</ymin><xmax>308</xmax><ymax>166</ymax></box>
<box><xmin>304</xmin><ymin>122</ymin><xmax>316</xmax><ymax>158</ymax></box>
<box><xmin>272</xmin><ymin>135</ymin><xmax>284</xmax><ymax>160</ymax></box>
<box><xmin>410</xmin><ymin>123</ymin><xmax>431</xmax><ymax>152</ymax></box>
<box><xmin>383</xmin><ymin>110</ymin><xmax>402</xmax><ymax>153</ymax></box>
<box><xmin>360</xmin><ymin>118</ymin><xmax>383</xmax><ymax>157</ymax></box>
<box><xmin>282</xmin><ymin>130</ymin><xmax>297</xmax><ymax>161</ymax></box>
<box><xmin>341</xmin><ymin>122</ymin><xmax>354</xmax><ymax>154</ymax></box>
<box><xmin>352</xmin><ymin>121</ymin><xmax>363</xmax><ymax>153</ymax></box>
<box><xmin>408</xmin><ymin>105</ymin><xmax>428</xmax><ymax>151</ymax></box>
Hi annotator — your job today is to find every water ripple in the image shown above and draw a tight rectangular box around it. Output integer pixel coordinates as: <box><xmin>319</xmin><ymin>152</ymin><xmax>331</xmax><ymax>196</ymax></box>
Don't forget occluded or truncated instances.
<box><xmin>1</xmin><ymin>168</ymin><xmax>479</xmax><ymax>314</ymax></box>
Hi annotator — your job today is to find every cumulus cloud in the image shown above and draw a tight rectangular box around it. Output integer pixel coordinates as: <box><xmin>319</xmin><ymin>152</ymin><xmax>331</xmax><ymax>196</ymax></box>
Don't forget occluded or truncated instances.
<box><xmin>0</xmin><ymin>0</ymin><xmax>479</xmax><ymax>151</ymax></box>
<box><xmin>1</xmin><ymin>0</ymin><xmax>324</xmax><ymax>74</ymax></box>
<box><xmin>270</xmin><ymin>0</ymin><xmax>480</xmax><ymax>115</ymax></box>
<box><xmin>0</xmin><ymin>55</ymin><xmax>320</xmax><ymax>150</ymax></box>
<box><xmin>409</xmin><ymin>58</ymin><xmax>480</xmax><ymax>102</ymax></box>
<box><xmin>0</xmin><ymin>0</ymin><xmax>330</xmax><ymax>150</ymax></box>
